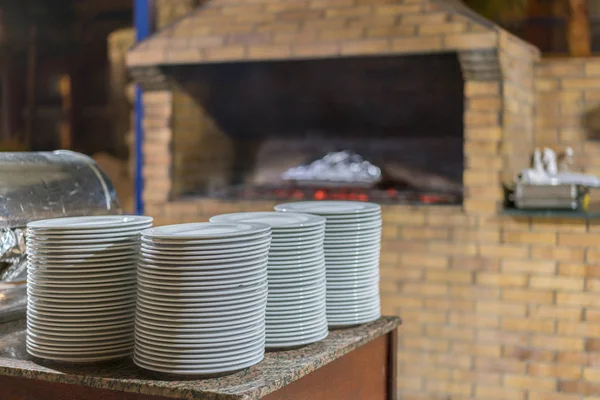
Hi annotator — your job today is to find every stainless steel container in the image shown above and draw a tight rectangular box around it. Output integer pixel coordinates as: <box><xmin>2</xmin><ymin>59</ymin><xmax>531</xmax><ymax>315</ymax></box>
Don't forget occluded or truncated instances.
<box><xmin>512</xmin><ymin>183</ymin><xmax>588</xmax><ymax>210</ymax></box>
<box><xmin>0</xmin><ymin>150</ymin><xmax>120</xmax><ymax>229</ymax></box>
<box><xmin>0</xmin><ymin>150</ymin><xmax>121</xmax><ymax>322</ymax></box>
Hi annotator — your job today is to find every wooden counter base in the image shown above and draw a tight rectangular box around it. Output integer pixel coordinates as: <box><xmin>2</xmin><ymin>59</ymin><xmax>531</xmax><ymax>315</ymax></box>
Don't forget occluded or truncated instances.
<box><xmin>0</xmin><ymin>329</ymin><xmax>397</xmax><ymax>400</ymax></box>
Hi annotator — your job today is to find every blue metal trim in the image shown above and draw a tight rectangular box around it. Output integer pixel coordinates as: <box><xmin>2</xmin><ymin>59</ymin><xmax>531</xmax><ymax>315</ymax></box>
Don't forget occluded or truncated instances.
<box><xmin>133</xmin><ymin>0</ymin><xmax>151</xmax><ymax>215</ymax></box>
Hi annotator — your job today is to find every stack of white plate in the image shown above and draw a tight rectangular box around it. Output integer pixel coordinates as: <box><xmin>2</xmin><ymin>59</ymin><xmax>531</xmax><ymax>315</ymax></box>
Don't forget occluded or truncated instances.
<box><xmin>210</xmin><ymin>212</ymin><xmax>328</xmax><ymax>349</ymax></box>
<box><xmin>25</xmin><ymin>215</ymin><xmax>153</xmax><ymax>363</ymax></box>
<box><xmin>274</xmin><ymin>201</ymin><xmax>382</xmax><ymax>327</ymax></box>
<box><xmin>134</xmin><ymin>222</ymin><xmax>270</xmax><ymax>376</ymax></box>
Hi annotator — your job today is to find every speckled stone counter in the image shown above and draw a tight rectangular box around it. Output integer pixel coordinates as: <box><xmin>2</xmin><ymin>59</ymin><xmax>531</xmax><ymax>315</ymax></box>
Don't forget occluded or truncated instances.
<box><xmin>0</xmin><ymin>316</ymin><xmax>400</xmax><ymax>400</ymax></box>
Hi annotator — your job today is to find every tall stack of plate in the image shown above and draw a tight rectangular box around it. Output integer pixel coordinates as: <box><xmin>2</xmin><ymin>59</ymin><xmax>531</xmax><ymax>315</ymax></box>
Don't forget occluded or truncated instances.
<box><xmin>274</xmin><ymin>201</ymin><xmax>382</xmax><ymax>328</ymax></box>
<box><xmin>134</xmin><ymin>222</ymin><xmax>270</xmax><ymax>376</ymax></box>
<box><xmin>210</xmin><ymin>212</ymin><xmax>328</xmax><ymax>349</ymax></box>
<box><xmin>25</xmin><ymin>215</ymin><xmax>153</xmax><ymax>363</ymax></box>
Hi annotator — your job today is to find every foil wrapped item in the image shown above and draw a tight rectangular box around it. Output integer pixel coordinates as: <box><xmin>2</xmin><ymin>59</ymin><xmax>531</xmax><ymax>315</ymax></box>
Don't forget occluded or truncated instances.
<box><xmin>282</xmin><ymin>151</ymin><xmax>381</xmax><ymax>186</ymax></box>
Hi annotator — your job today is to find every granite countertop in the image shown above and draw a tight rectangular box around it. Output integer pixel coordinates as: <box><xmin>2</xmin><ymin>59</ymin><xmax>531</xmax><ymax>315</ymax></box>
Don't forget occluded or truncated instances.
<box><xmin>0</xmin><ymin>316</ymin><xmax>400</xmax><ymax>400</ymax></box>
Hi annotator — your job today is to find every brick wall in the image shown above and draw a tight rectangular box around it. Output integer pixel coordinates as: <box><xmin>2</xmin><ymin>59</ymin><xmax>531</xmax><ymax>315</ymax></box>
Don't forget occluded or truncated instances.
<box><xmin>128</xmin><ymin>1</ymin><xmax>600</xmax><ymax>399</ymax></box>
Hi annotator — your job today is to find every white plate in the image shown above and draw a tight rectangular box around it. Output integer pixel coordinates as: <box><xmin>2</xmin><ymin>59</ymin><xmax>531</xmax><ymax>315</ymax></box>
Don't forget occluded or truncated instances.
<box><xmin>27</xmin><ymin>224</ymin><xmax>152</xmax><ymax>238</ymax></box>
<box><xmin>323</xmin><ymin>241</ymin><xmax>381</xmax><ymax>251</ymax></box>
<box><xmin>27</xmin><ymin>339</ymin><xmax>133</xmax><ymax>353</ymax></box>
<box><xmin>140</xmin><ymin>247</ymin><xmax>270</xmax><ymax>260</ymax></box>
<box><xmin>136</xmin><ymin>297</ymin><xmax>267</xmax><ymax>318</ymax></box>
<box><xmin>28</xmin><ymin>306</ymin><xmax>134</xmax><ymax>320</ymax></box>
<box><xmin>29</xmin><ymin>276</ymin><xmax>136</xmax><ymax>288</ymax></box>
<box><xmin>28</xmin><ymin>288</ymin><xmax>136</xmax><ymax>301</ymax></box>
<box><xmin>324</xmin><ymin>233</ymin><xmax>381</xmax><ymax>244</ymax></box>
<box><xmin>136</xmin><ymin>286</ymin><xmax>267</xmax><ymax>309</ymax></box>
<box><xmin>27</xmin><ymin>330</ymin><xmax>134</xmax><ymax>345</ymax></box>
<box><xmin>141</xmin><ymin>232</ymin><xmax>271</xmax><ymax>247</ymax></box>
<box><xmin>136</xmin><ymin>282</ymin><xmax>267</xmax><ymax>300</ymax></box>
<box><xmin>134</xmin><ymin>348</ymin><xmax>263</xmax><ymax>368</ymax></box>
<box><xmin>266</xmin><ymin>316</ymin><xmax>326</xmax><ymax>331</ymax></box>
<box><xmin>135</xmin><ymin>326</ymin><xmax>265</xmax><ymax>346</ymax></box>
<box><xmin>135</xmin><ymin>322</ymin><xmax>264</xmax><ymax>341</ymax></box>
<box><xmin>210</xmin><ymin>212</ymin><xmax>326</xmax><ymax>229</ymax></box>
<box><xmin>137</xmin><ymin>272</ymin><xmax>266</xmax><ymax>291</ymax></box>
<box><xmin>136</xmin><ymin>304</ymin><xmax>265</xmax><ymax>325</ymax></box>
<box><xmin>270</xmin><ymin>228</ymin><xmax>326</xmax><ymax>239</ymax></box>
<box><xmin>266</xmin><ymin>301</ymin><xmax>326</xmax><ymax>314</ymax></box>
<box><xmin>28</xmin><ymin>250</ymin><xmax>139</xmax><ymax>261</ymax></box>
<box><xmin>267</xmin><ymin>256</ymin><xmax>325</xmax><ymax>268</ymax></box>
<box><xmin>27</xmin><ymin>319</ymin><xmax>133</xmax><ymax>332</ymax></box>
<box><xmin>28</xmin><ymin>281</ymin><xmax>136</xmax><ymax>294</ymax></box>
<box><xmin>323</xmin><ymin>226</ymin><xmax>381</xmax><ymax>236</ymax></box>
<box><xmin>268</xmin><ymin>272</ymin><xmax>325</xmax><ymax>286</ymax></box>
<box><xmin>28</xmin><ymin>255</ymin><xmax>139</xmax><ymax>265</ymax></box>
<box><xmin>327</xmin><ymin>310</ymin><xmax>381</xmax><ymax>322</ymax></box>
<box><xmin>268</xmin><ymin>243</ymin><xmax>323</xmax><ymax>252</ymax></box>
<box><xmin>134</xmin><ymin>340</ymin><xmax>263</xmax><ymax>359</ymax></box>
<box><xmin>138</xmin><ymin>262</ymin><xmax>267</xmax><ymax>278</ymax></box>
<box><xmin>28</xmin><ymin>300</ymin><xmax>135</xmax><ymax>315</ymax></box>
<box><xmin>28</xmin><ymin>267</ymin><xmax>136</xmax><ymax>278</ymax></box>
<box><xmin>275</xmin><ymin>201</ymin><xmax>380</xmax><ymax>215</ymax></box>
<box><xmin>27</xmin><ymin>325</ymin><xmax>133</xmax><ymax>338</ymax></box>
<box><xmin>135</xmin><ymin>311</ymin><xmax>264</xmax><ymax>330</ymax></box>
<box><xmin>135</xmin><ymin>341</ymin><xmax>264</xmax><ymax>362</ymax></box>
<box><xmin>265</xmin><ymin>326</ymin><xmax>329</xmax><ymax>341</ymax></box>
<box><xmin>135</xmin><ymin>335</ymin><xmax>260</xmax><ymax>352</ymax></box>
<box><xmin>27</xmin><ymin>216</ymin><xmax>153</xmax><ymax>231</ymax></box>
<box><xmin>270</xmin><ymin>234</ymin><xmax>324</xmax><ymax>244</ymax></box>
<box><xmin>142</xmin><ymin>222</ymin><xmax>270</xmax><ymax>240</ymax></box>
<box><xmin>265</xmin><ymin>330</ymin><xmax>328</xmax><ymax>349</ymax></box>
<box><xmin>266</xmin><ymin>309</ymin><xmax>326</xmax><ymax>324</ymax></box>
<box><xmin>268</xmin><ymin>264</ymin><xmax>325</xmax><ymax>277</ymax></box>
<box><xmin>27</xmin><ymin>236</ymin><xmax>142</xmax><ymax>246</ymax></box>
<box><xmin>133</xmin><ymin>352</ymin><xmax>263</xmax><ymax>375</ymax></box>
<box><xmin>28</xmin><ymin>294</ymin><xmax>136</xmax><ymax>308</ymax></box>
<box><xmin>26</xmin><ymin>348</ymin><xmax>130</xmax><ymax>363</ymax></box>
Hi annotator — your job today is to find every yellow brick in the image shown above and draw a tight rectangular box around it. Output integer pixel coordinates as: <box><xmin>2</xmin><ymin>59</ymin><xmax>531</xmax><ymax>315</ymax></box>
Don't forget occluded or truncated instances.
<box><xmin>475</xmin><ymin>385</ymin><xmax>525</xmax><ymax>400</ymax></box>
<box><xmin>381</xmin><ymin>225</ymin><xmax>399</xmax><ymax>239</ymax></box>
<box><xmin>531</xmin><ymin>218</ymin><xmax>586</xmax><ymax>233</ymax></box>
<box><xmin>501</xmin><ymin>260</ymin><xmax>556</xmax><ymax>275</ymax></box>
<box><xmin>529</xmin><ymin>392</ymin><xmax>582</xmax><ymax>400</ymax></box>
<box><xmin>530</xmin><ymin>276</ymin><xmax>584</xmax><ymax>291</ymax></box>
<box><xmin>477</xmin><ymin>272</ymin><xmax>527</xmax><ymax>287</ymax></box>
<box><xmin>465</xmin><ymin>81</ymin><xmax>501</xmax><ymax>97</ymax></box>
<box><xmin>366</xmin><ymin>25</ymin><xmax>415</xmax><ymax>38</ymax></box>
<box><xmin>450</xmin><ymin>285</ymin><xmax>500</xmax><ymax>301</ymax></box>
<box><xmin>293</xmin><ymin>43</ymin><xmax>339</xmax><ymax>57</ymax></box>
<box><xmin>463</xmin><ymin>199</ymin><xmax>499</xmax><ymax>215</ymax></box>
<box><xmin>465</xmin><ymin>127</ymin><xmax>503</xmax><ymax>141</ymax></box>
<box><xmin>531</xmin><ymin>335</ymin><xmax>584</xmax><ymax>351</ymax></box>
<box><xmin>562</xmin><ymin>78</ymin><xmax>600</xmax><ymax>89</ymax></box>
<box><xmin>396</xmin><ymin>376</ymin><xmax>422</xmax><ymax>392</ymax></box>
<box><xmin>584</xmin><ymin>368</ymin><xmax>600</xmax><ymax>383</ymax></box>
<box><xmin>529</xmin><ymin>363</ymin><xmax>582</xmax><ymax>380</ymax></box>
<box><xmin>587</xmin><ymin>279</ymin><xmax>600</xmax><ymax>291</ymax></box>
<box><xmin>503</xmin><ymin>231</ymin><xmax>556</xmax><ymax>245</ymax></box>
<box><xmin>426</xmin><ymin>270</ymin><xmax>472</xmax><ymax>284</ymax></box>
<box><xmin>428</xmin><ymin>242</ymin><xmax>477</xmax><ymax>256</ymax></box>
<box><xmin>530</xmin><ymin>305</ymin><xmax>582</xmax><ymax>321</ymax></box>
<box><xmin>391</xmin><ymin>36</ymin><xmax>443</xmax><ymax>52</ymax></box>
<box><xmin>419</xmin><ymin>22</ymin><xmax>466</xmax><ymax>35</ymax></box>
<box><xmin>325</xmin><ymin>5</ymin><xmax>371</xmax><ymax>17</ymax></box>
<box><xmin>479</xmin><ymin>244</ymin><xmax>529</xmax><ymax>259</ymax></box>
<box><xmin>559</xmin><ymin>233</ymin><xmax>600</xmax><ymax>247</ymax></box>
<box><xmin>400</xmin><ymin>227</ymin><xmax>449</xmax><ymax>240</ymax></box>
<box><xmin>476</xmin><ymin>301</ymin><xmax>526</xmax><ymax>316</ymax></box>
<box><xmin>341</xmin><ymin>39</ymin><xmax>391</xmax><ymax>55</ymax></box>
<box><xmin>203</xmin><ymin>46</ymin><xmax>245</xmax><ymax>61</ymax></box>
<box><xmin>464</xmin><ymin>170</ymin><xmax>500</xmax><ymax>186</ymax></box>
<box><xmin>531</xmin><ymin>246</ymin><xmax>585</xmax><ymax>262</ymax></box>
<box><xmin>425</xmin><ymin>325</ymin><xmax>475</xmax><ymax>340</ymax></box>
<box><xmin>464</xmin><ymin>111</ymin><xmax>500</xmax><ymax>126</ymax></box>
<box><xmin>464</xmin><ymin>140</ymin><xmax>500</xmax><ymax>155</ymax></box>
<box><xmin>373</xmin><ymin>4</ymin><xmax>421</xmax><ymax>15</ymax></box>
<box><xmin>426</xmin><ymin>212</ymin><xmax>476</xmax><ymax>227</ymax></box>
<box><xmin>400</xmin><ymin>309</ymin><xmax>447</xmax><ymax>325</ymax></box>
<box><xmin>449</xmin><ymin>311</ymin><xmax>499</xmax><ymax>328</ymax></box>
<box><xmin>400</xmin><ymin>253</ymin><xmax>448</xmax><ymax>269</ymax></box>
<box><xmin>425</xmin><ymin>298</ymin><xmax>474</xmax><ymax>312</ymax></box>
<box><xmin>504</xmin><ymin>374</ymin><xmax>557</xmax><ymax>391</ymax></box>
<box><xmin>247</xmin><ymin>45</ymin><xmax>291</xmax><ymax>60</ymax></box>
<box><xmin>384</xmin><ymin>212</ymin><xmax>425</xmax><ymax>225</ymax></box>
<box><xmin>558</xmin><ymin>321</ymin><xmax>600</xmax><ymax>336</ymax></box>
<box><xmin>319</xmin><ymin>28</ymin><xmax>363</xmax><ymax>41</ymax></box>
<box><xmin>451</xmin><ymin>228</ymin><xmax>500</xmax><ymax>243</ymax></box>
<box><xmin>587</xmin><ymin>248</ymin><xmax>600</xmax><ymax>264</ymax></box>
<box><xmin>502</xmin><ymin>289</ymin><xmax>554</xmax><ymax>304</ymax></box>
<box><xmin>557</xmin><ymin>292</ymin><xmax>597</xmax><ymax>307</ymax></box>
<box><xmin>402</xmin><ymin>282</ymin><xmax>448</xmax><ymax>297</ymax></box>
<box><xmin>502</xmin><ymin>318</ymin><xmax>555</xmax><ymax>333</ymax></box>
<box><xmin>468</xmin><ymin>97</ymin><xmax>503</xmax><ymax>111</ymax></box>
<box><xmin>402</xmin><ymin>337</ymin><xmax>449</xmax><ymax>352</ymax></box>
<box><xmin>425</xmin><ymin>379</ymin><xmax>472</xmax><ymax>396</ymax></box>
<box><xmin>453</xmin><ymin>343</ymin><xmax>501</xmax><ymax>359</ymax></box>
<box><xmin>558</xmin><ymin>263</ymin><xmax>586</xmax><ymax>277</ymax></box>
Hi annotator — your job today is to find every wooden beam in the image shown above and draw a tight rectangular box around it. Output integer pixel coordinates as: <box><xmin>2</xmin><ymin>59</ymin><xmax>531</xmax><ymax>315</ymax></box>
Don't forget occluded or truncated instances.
<box><xmin>568</xmin><ymin>0</ymin><xmax>591</xmax><ymax>56</ymax></box>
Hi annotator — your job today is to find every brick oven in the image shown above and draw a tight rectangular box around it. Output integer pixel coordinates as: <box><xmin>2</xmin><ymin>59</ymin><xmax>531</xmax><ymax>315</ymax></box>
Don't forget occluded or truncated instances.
<box><xmin>128</xmin><ymin>1</ymin><xmax>600</xmax><ymax>399</ymax></box>
<box><xmin>127</xmin><ymin>0</ymin><xmax>538</xmax><ymax>216</ymax></box>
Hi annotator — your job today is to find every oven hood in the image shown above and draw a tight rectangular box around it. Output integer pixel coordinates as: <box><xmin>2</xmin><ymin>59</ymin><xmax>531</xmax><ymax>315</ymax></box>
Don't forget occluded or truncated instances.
<box><xmin>127</xmin><ymin>0</ymin><xmax>498</xmax><ymax>68</ymax></box>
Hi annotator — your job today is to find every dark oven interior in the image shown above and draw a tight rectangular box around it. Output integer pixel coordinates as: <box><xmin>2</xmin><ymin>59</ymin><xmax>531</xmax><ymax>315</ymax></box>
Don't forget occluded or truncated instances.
<box><xmin>168</xmin><ymin>52</ymin><xmax>465</xmax><ymax>205</ymax></box>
